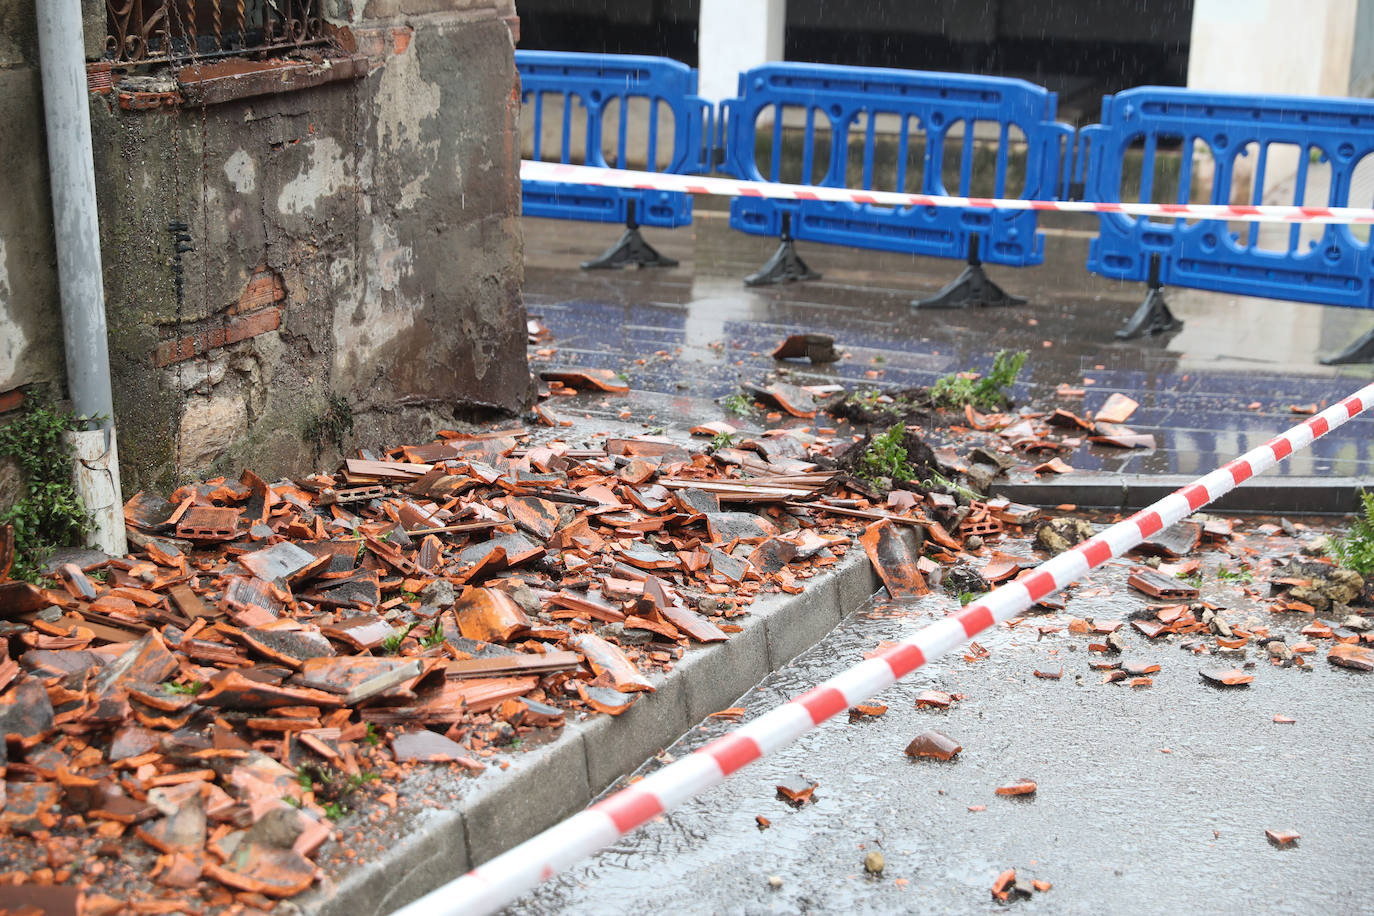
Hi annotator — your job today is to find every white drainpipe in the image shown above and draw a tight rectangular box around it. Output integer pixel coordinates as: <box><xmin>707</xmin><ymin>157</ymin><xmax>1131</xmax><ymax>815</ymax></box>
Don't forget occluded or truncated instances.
<box><xmin>36</xmin><ymin>0</ymin><xmax>127</xmax><ymax>557</ymax></box>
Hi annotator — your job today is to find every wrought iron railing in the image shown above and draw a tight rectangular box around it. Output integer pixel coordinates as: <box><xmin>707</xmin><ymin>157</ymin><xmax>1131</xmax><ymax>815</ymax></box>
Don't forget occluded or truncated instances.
<box><xmin>105</xmin><ymin>0</ymin><xmax>327</xmax><ymax>65</ymax></box>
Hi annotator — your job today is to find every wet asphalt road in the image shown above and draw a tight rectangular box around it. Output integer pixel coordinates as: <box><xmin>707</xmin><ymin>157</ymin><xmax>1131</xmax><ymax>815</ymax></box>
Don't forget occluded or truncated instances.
<box><xmin>523</xmin><ymin>212</ymin><xmax>1374</xmax><ymax>479</ymax></box>
<box><xmin>516</xmin><ymin>522</ymin><xmax>1374</xmax><ymax>915</ymax></box>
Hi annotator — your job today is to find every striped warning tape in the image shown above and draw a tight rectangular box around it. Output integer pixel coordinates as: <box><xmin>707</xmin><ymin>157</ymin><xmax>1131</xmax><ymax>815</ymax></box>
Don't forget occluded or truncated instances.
<box><xmin>521</xmin><ymin>160</ymin><xmax>1374</xmax><ymax>225</ymax></box>
<box><xmin>394</xmin><ymin>381</ymin><xmax>1374</xmax><ymax>916</ymax></box>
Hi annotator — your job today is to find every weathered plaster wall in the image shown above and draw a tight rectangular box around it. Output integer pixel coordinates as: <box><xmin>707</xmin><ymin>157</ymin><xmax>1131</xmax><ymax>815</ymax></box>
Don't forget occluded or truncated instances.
<box><xmin>0</xmin><ymin>0</ymin><xmax>64</xmax><ymax>404</ymax></box>
<box><xmin>0</xmin><ymin>0</ymin><xmax>525</xmax><ymax>498</ymax></box>
<box><xmin>84</xmin><ymin>1</ymin><xmax>526</xmax><ymax>494</ymax></box>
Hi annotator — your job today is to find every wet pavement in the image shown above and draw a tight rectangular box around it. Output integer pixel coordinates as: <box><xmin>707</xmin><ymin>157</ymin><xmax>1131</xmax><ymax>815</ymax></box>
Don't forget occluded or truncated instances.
<box><xmin>524</xmin><ymin>209</ymin><xmax>1374</xmax><ymax>480</ymax></box>
<box><xmin>517</xmin><ymin>518</ymin><xmax>1374</xmax><ymax>914</ymax></box>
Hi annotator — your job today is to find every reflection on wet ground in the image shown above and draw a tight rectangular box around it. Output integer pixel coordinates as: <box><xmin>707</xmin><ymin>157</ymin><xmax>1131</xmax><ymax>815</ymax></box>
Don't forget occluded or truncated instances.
<box><xmin>517</xmin><ymin>518</ymin><xmax>1374</xmax><ymax>915</ymax></box>
<box><xmin>524</xmin><ymin>211</ymin><xmax>1374</xmax><ymax>479</ymax></box>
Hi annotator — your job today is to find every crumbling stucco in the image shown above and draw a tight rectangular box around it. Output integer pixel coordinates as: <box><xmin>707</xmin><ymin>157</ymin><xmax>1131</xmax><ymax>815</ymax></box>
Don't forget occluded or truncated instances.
<box><xmin>2</xmin><ymin>0</ymin><xmax>525</xmax><ymax>495</ymax></box>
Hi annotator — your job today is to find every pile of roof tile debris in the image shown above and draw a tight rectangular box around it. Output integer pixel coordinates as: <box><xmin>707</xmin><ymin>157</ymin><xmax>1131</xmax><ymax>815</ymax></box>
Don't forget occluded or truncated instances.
<box><xmin>0</xmin><ymin>415</ymin><xmax>1042</xmax><ymax>911</ymax></box>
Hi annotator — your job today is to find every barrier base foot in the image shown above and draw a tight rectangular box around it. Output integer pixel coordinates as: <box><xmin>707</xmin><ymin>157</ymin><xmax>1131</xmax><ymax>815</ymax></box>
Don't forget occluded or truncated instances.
<box><xmin>580</xmin><ymin>226</ymin><xmax>679</xmax><ymax>270</ymax></box>
<box><xmin>1321</xmin><ymin>324</ymin><xmax>1374</xmax><ymax>365</ymax></box>
<box><xmin>1115</xmin><ymin>287</ymin><xmax>1181</xmax><ymax>339</ymax></box>
<box><xmin>744</xmin><ymin>238</ymin><xmax>820</xmax><ymax>286</ymax></box>
<box><xmin>911</xmin><ymin>263</ymin><xmax>1026</xmax><ymax>309</ymax></box>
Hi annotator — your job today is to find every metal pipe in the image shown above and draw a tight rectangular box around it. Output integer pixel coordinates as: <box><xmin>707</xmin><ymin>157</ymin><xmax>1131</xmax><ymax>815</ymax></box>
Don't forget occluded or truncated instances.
<box><xmin>36</xmin><ymin>0</ymin><xmax>127</xmax><ymax>557</ymax></box>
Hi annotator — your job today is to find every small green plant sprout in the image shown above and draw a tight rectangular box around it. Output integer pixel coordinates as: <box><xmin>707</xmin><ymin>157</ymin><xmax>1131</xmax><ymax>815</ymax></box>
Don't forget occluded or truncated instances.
<box><xmin>296</xmin><ymin>765</ymin><xmax>318</xmax><ymax>791</ymax></box>
<box><xmin>1217</xmin><ymin>565</ymin><xmax>1253</xmax><ymax>585</ymax></box>
<box><xmin>420</xmin><ymin>626</ymin><xmax>447</xmax><ymax>649</ymax></box>
<box><xmin>161</xmin><ymin>681</ymin><xmax>203</xmax><ymax>696</ymax></box>
<box><xmin>930</xmin><ymin>349</ymin><xmax>1028</xmax><ymax>410</ymax></box>
<box><xmin>722</xmin><ymin>393</ymin><xmax>752</xmax><ymax>417</ymax></box>
<box><xmin>1332</xmin><ymin>490</ymin><xmax>1374</xmax><ymax>576</ymax></box>
<box><xmin>859</xmin><ymin>426</ymin><xmax>916</xmax><ymax>487</ymax></box>
<box><xmin>959</xmin><ymin>591</ymin><xmax>977</xmax><ymax>606</ymax></box>
<box><xmin>364</xmin><ymin>723</ymin><xmax>381</xmax><ymax>746</ymax></box>
<box><xmin>323</xmin><ymin>801</ymin><xmax>347</xmax><ymax>821</ymax></box>
<box><xmin>1176</xmin><ymin>571</ymin><xmax>1204</xmax><ymax>588</ymax></box>
<box><xmin>380</xmin><ymin>623</ymin><xmax>415</xmax><ymax>655</ymax></box>
<box><xmin>345</xmin><ymin>771</ymin><xmax>380</xmax><ymax>792</ymax></box>
<box><xmin>711</xmin><ymin>431</ymin><xmax>737</xmax><ymax>450</ymax></box>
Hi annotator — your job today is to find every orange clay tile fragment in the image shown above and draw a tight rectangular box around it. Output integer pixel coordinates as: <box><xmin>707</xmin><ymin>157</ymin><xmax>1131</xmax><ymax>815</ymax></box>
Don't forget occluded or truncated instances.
<box><xmin>775</xmin><ymin>774</ymin><xmax>818</xmax><ymax>806</ymax></box>
<box><xmin>851</xmin><ymin>704</ymin><xmax>887</xmax><ymax>717</ymax></box>
<box><xmin>914</xmin><ymin>690</ymin><xmax>954</xmax><ymax>709</ymax></box>
<box><xmin>539</xmin><ymin>368</ymin><xmax>630</xmax><ymax>394</ymax></box>
<box><xmin>709</xmin><ymin>707</ymin><xmax>746</xmax><ymax>719</ymax></box>
<box><xmin>1033</xmin><ymin>879</ymin><xmax>1052</xmax><ymax>892</ymax></box>
<box><xmin>1033</xmin><ymin>668</ymin><xmax>1063</xmax><ymax>679</ymax></box>
<box><xmin>756</xmin><ymin>815</ymin><xmax>771</xmax><ymax>829</ymax></box>
<box><xmin>995</xmin><ymin>779</ymin><xmax>1037</xmax><ymax>796</ymax></box>
<box><xmin>860</xmin><ymin>520</ymin><xmax>928</xmax><ymax>599</ymax></box>
<box><xmin>575</xmin><ymin>682</ymin><xmax>639</xmax><ymax>715</ymax></box>
<box><xmin>196</xmin><ymin>669</ymin><xmax>343</xmax><ymax>709</ymax></box>
<box><xmin>1273</xmin><ymin>715</ymin><xmax>1296</xmax><ymax>724</ymax></box>
<box><xmin>991</xmin><ymin>869</ymin><xmax>1016</xmax><ymax>900</ymax></box>
<box><xmin>506</xmin><ymin>496</ymin><xmax>561</xmax><ymax>541</ymax></box>
<box><xmin>1094</xmin><ymin>392</ymin><xmax>1139</xmax><ymax>424</ymax></box>
<box><xmin>454</xmin><ymin>587</ymin><xmax>532</xmax><ymax>643</ymax></box>
<box><xmin>1265</xmin><ymin>829</ymin><xmax>1300</xmax><ymax>847</ymax></box>
<box><xmin>1328</xmin><ymin>644</ymin><xmax>1374</xmax><ymax>671</ymax></box>
<box><xmin>204</xmin><ymin>842</ymin><xmax>316</xmax><ymax>897</ymax></box>
<box><xmin>572</xmin><ymin>632</ymin><xmax>655</xmax><ymax>693</ymax></box>
<box><xmin>904</xmin><ymin>730</ymin><xmax>961</xmax><ymax>761</ymax></box>
<box><xmin>1200</xmin><ymin>667</ymin><xmax>1254</xmax><ymax>686</ymax></box>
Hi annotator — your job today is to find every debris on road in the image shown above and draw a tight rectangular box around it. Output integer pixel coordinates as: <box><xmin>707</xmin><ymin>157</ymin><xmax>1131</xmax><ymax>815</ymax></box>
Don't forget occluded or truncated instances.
<box><xmin>1266</xmin><ymin>829</ymin><xmax>1301</xmax><ymax>847</ymax></box>
<box><xmin>1328</xmin><ymin>644</ymin><xmax>1373</xmax><ymax>671</ymax></box>
<box><xmin>864</xmin><ymin>850</ymin><xmax>885</xmax><ymax>874</ymax></box>
<box><xmin>772</xmin><ymin>333</ymin><xmax>840</xmax><ymax>364</ymax></box>
<box><xmin>903</xmin><ymin>730</ymin><xmax>961</xmax><ymax>761</ymax></box>
<box><xmin>995</xmin><ymin>779</ymin><xmax>1038</xmax><ymax>796</ymax></box>
<box><xmin>776</xmin><ymin>774</ymin><xmax>819</xmax><ymax>807</ymax></box>
<box><xmin>8</xmin><ymin>408</ymin><xmax>1016</xmax><ymax>905</ymax></box>
<box><xmin>1200</xmin><ymin>667</ymin><xmax>1255</xmax><ymax>686</ymax></box>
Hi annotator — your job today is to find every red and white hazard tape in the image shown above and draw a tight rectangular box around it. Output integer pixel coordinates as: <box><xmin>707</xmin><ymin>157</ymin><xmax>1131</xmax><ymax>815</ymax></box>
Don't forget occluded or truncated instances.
<box><xmin>394</xmin><ymin>381</ymin><xmax>1374</xmax><ymax>916</ymax></box>
<box><xmin>521</xmin><ymin>160</ymin><xmax>1374</xmax><ymax>225</ymax></box>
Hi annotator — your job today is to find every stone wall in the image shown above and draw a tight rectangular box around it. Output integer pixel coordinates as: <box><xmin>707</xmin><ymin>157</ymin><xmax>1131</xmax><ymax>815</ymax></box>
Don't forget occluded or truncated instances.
<box><xmin>0</xmin><ymin>0</ymin><xmax>527</xmax><ymax>497</ymax></box>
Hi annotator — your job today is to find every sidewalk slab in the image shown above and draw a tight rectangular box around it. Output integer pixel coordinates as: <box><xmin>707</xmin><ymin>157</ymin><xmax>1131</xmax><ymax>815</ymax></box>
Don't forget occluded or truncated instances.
<box><xmin>994</xmin><ymin>475</ymin><xmax>1374</xmax><ymax>515</ymax></box>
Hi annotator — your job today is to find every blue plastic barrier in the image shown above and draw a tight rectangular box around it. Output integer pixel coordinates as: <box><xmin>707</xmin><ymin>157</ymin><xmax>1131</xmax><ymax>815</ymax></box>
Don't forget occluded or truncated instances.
<box><xmin>718</xmin><ymin>62</ymin><xmax>1073</xmax><ymax>275</ymax></box>
<box><xmin>1080</xmin><ymin>86</ymin><xmax>1374</xmax><ymax>311</ymax></box>
<box><xmin>515</xmin><ymin>51</ymin><xmax>712</xmax><ymax>229</ymax></box>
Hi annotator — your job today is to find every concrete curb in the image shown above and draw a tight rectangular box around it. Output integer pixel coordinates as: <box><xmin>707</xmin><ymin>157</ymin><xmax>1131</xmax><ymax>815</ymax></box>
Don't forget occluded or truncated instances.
<box><xmin>296</xmin><ymin>548</ymin><xmax>879</xmax><ymax>916</ymax></box>
<box><xmin>994</xmin><ymin>475</ymin><xmax>1374</xmax><ymax>516</ymax></box>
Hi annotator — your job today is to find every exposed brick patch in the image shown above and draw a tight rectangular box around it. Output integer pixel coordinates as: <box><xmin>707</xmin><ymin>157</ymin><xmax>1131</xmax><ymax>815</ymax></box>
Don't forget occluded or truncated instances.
<box><xmin>230</xmin><ymin>266</ymin><xmax>286</xmax><ymax>315</ymax></box>
<box><xmin>151</xmin><ymin>308</ymin><xmax>282</xmax><ymax>368</ymax></box>
<box><xmin>0</xmin><ymin>389</ymin><xmax>25</xmax><ymax>415</ymax></box>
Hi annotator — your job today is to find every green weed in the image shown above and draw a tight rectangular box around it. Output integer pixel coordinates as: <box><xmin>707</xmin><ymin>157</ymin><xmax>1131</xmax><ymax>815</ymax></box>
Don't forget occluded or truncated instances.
<box><xmin>345</xmin><ymin>771</ymin><xmax>380</xmax><ymax>792</ymax></box>
<box><xmin>1217</xmin><ymin>566</ymin><xmax>1253</xmax><ymax>585</ymax></box>
<box><xmin>420</xmin><ymin>626</ymin><xmax>447</xmax><ymax>649</ymax></box>
<box><xmin>722</xmin><ymin>393</ymin><xmax>752</xmax><ymax>417</ymax></box>
<box><xmin>711</xmin><ymin>431</ymin><xmax>737</xmax><ymax>449</ymax></box>
<box><xmin>929</xmin><ymin>349</ymin><xmax>1028</xmax><ymax>410</ymax></box>
<box><xmin>380</xmin><ymin>624</ymin><xmax>414</xmax><ymax>655</ymax></box>
<box><xmin>1332</xmin><ymin>490</ymin><xmax>1374</xmax><ymax>576</ymax></box>
<box><xmin>859</xmin><ymin>426</ymin><xmax>915</xmax><ymax>486</ymax></box>
<box><xmin>0</xmin><ymin>400</ymin><xmax>91</xmax><ymax>582</ymax></box>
